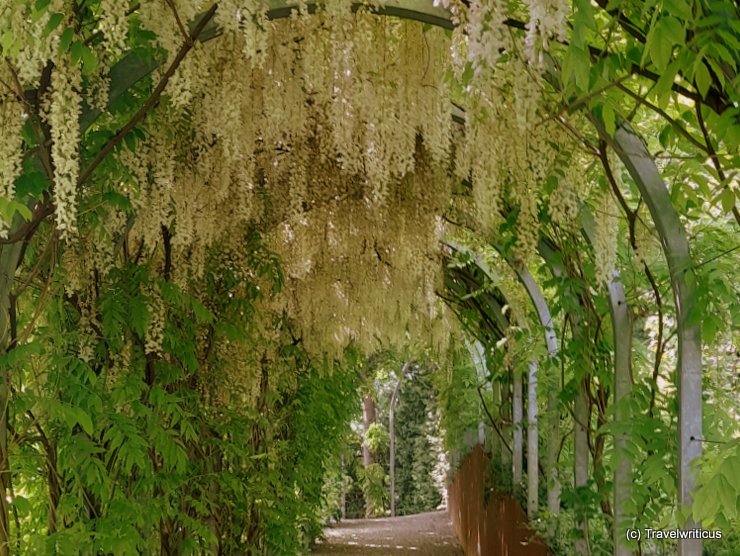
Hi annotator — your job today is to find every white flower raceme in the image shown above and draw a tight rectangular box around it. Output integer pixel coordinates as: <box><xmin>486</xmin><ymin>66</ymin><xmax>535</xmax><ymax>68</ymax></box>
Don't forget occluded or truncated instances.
<box><xmin>549</xmin><ymin>170</ymin><xmax>581</xmax><ymax>230</ymax></box>
<box><xmin>467</xmin><ymin>0</ymin><xmax>508</xmax><ymax>72</ymax></box>
<box><xmin>592</xmin><ymin>189</ymin><xmax>619</xmax><ymax>286</ymax></box>
<box><xmin>0</xmin><ymin>74</ymin><xmax>25</xmax><ymax>235</ymax></box>
<box><xmin>145</xmin><ymin>287</ymin><xmax>166</xmax><ymax>355</ymax></box>
<box><xmin>99</xmin><ymin>0</ymin><xmax>129</xmax><ymax>56</ymax></box>
<box><xmin>524</xmin><ymin>0</ymin><xmax>570</xmax><ymax>66</ymax></box>
<box><xmin>47</xmin><ymin>60</ymin><xmax>82</xmax><ymax>239</ymax></box>
<box><xmin>1</xmin><ymin>0</ymin><xmax>65</xmax><ymax>86</ymax></box>
<box><xmin>84</xmin><ymin>6</ymin><xmax>565</xmax><ymax>363</ymax></box>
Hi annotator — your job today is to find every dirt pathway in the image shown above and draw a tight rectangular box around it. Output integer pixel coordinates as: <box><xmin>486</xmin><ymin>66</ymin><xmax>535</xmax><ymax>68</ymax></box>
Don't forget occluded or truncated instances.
<box><xmin>311</xmin><ymin>510</ymin><xmax>464</xmax><ymax>555</ymax></box>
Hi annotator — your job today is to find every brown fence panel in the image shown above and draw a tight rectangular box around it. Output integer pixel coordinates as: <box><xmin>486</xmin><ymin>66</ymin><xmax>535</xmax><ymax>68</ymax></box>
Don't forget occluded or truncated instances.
<box><xmin>448</xmin><ymin>445</ymin><xmax>550</xmax><ymax>556</ymax></box>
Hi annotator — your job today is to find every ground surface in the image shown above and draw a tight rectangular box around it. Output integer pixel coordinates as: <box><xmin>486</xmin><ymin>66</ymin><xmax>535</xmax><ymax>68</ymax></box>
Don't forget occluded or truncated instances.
<box><xmin>311</xmin><ymin>510</ymin><xmax>464</xmax><ymax>555</ymax></box>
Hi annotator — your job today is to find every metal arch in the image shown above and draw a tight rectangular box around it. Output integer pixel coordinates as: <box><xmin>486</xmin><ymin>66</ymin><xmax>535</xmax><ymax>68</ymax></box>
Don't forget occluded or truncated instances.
<box><xmin>266</xmin><ymin>0</ymin><xmax>454</xmax><ymax>29</ymax></box>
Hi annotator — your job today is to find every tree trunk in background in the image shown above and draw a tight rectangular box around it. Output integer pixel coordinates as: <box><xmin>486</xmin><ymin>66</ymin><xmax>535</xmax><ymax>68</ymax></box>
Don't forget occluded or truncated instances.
<box><xmin>513</xmin><ymin>370</ymin><xmax>523</xmax><ymax>486</ymax></box>
<box><xmin>526</xmin><ymin>360</ymin><xmax>538</xmax><ymax>518</ymax></box>
<box><xmin>610</xmin><ymin>124</ymin><xmax>702</xmax><ymax>556</ymax></box>
<box><xmin>575</xmin><ymin>382</ymin><xmax>591</xmax><ymax>556</ymax></box>
<box><xmin>362</xmin><ymin>394</ymin><xmax>376</xmax><ymax>517</ymax></box>
<box><xmin>362</xmin><ymin>395</ymin><xmax>376</xmax><ymax>467</ymax></box>
<box><xmin>340</xmin><ymin>455</ymin><xmax>347</xmax><ymax>521</ymax></box>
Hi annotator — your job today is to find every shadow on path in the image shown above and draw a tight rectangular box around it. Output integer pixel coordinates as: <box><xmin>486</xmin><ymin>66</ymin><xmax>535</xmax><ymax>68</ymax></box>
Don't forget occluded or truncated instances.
<box><xmin>312</xmin><ymin>510</ymin><xmax>463</xmax><ymax>555</ymax></box>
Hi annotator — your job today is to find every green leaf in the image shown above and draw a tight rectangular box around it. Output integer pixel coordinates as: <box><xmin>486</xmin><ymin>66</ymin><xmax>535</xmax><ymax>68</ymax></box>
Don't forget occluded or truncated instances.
<box><xmin>658</xmin><ymin>124</ymin><xmax>672</xmax><ymax>148</ymax></box>
<box><xmin>70</xmin><ymin>40</ymin><xmax>85</xmax><ymax>64</ymax></box>
<box><xmin>74</xmin><ymin>408</ymin><xmax>93</xmax><ymax>435</ymax></box>
<box><xmin>42</xmin><ymin>13</ymin><xmax>64</xmax><ymax>37</ymax></box>
<box><xmin>694</xmin><ymin>60</ymin><xmax>711</xmax><ymax>98</ymax></box>
<box><xmin>13</xmin><ymin>496</ymin><xmax>32</xmax><ymax>517</ymax></box>
<box><xmin>80</xmin><ymin>44</ymin><xmax>98</xmax><ymax>72</ymax></box>
<box><xmin>648</xmin><ymin>17</ymin><xmax>683</xmax><ymax>70</ymax></box>
<box><xmin>0</xmin><ymin>198</ymin><xmax>32</xmax><ymax>223</ymax></box>
<box><xmin>602</xmin><ymin>103</ymin><xmax>616</xmax><ymax>136</ymax></box>
<box><xmin>124</xmin><ymin>130</ymin><xmax>137</xmax><ymax>151</ymax></box>
<box><xmin>661</xmin><ymin>16</ymin><xmax>686</xmax><ymax>44</ymax></box>
<box><xmin>664</xmin><ymin>0</ymin><xmax>693</xmax><ymax>20</ymax></box>
<box><xmin>58</xmin><ymin>27</ymin><xmax>74</xmax><ymax>54</ymax></box>
<box><xmin>653</xmin><ymin>60</ymin><xmax>680</xmax><ymax>109</ymax></box>
<box><xmin>648</xmin><ymin>34</ymin><xmax>672</xmax><ymax>70</ymax></box>
<box><xmin>15</xmin><ymin>171</ymin><xmax>49</xmax><ymax>198</ymax></box>
<box><xmin>720</xmin><ymin>188</ymin><xmax>735</xmax><ymax>213</ymax></box>
<box><xmin>70</xmin><ymin>41</ymin><xmax>97</xmax><ymax>72</ymax></box>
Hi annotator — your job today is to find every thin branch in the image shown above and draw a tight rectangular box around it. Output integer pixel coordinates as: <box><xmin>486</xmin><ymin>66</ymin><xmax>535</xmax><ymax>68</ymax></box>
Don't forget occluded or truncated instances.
<box><xmin>165</xmin><ymin>0</ymin><xmax>191</xmax><ymax>44</ymax></box>
<box><xmin>76</xmin><ymin>3</ymin><xmax>218</xmax><ymax>188</ymax></box>
<box><xmin>593</xmin><ymin>0</ymin><xmax>647</xmax><ymax>43</ymax></box>
<box><xmin>695</xmin><ymin>102</ymin><xmax>740</xmax><ymax>227</ymax></box>
<box><xmin>616</xmin><ymin>83</ymin><xmax>708</xmax><ymax>153</ymax></box>
<box><xmin>477</xmin><ymin>385</ymin><xmax>512</xmax><ymax>455</ymax></box>
<box><xmin>0</xmin><ymin>202</ymin><xmax>55</xmax><ymax>246</ymax></box>
<box><xmin>546</xmin><ymin>75</ymin><xmax>630</xmax><ymax>121</ymax></box>
<box><xmin>695</xmin><ymin>244</ymin><xmax>740</xmax><ymax>269</ymax></box>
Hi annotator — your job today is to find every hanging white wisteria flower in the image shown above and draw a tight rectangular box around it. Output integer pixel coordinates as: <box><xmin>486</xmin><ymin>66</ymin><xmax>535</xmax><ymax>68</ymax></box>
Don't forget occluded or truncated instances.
<box><xmin>144</xmin><ymin>286</ymin><xmax>166</xmax><ymax>356</ymax></box>
<box><xmin>40</xmin><ymin>1</ymin><xmax>572</xmax><ymax>363</ymax></box>
<box><xmin>0</xmin><ymin>70</ymin><xmax>25</xmax><ymax>235</ymax></box>
<box><xmin>524</xmin><ymin>0</ymin><xmax>570</xmax><ymax>67</ymax></box>
<box><xmin>1</xmin><ymin>0</ymin><xmax>65</xmax><ymax>86</ymax></box>
<box><xmin>466</xmin><ymin>0</ymin><xmax>509</xmax><ymax>72</ymax></box>
<box><xmin>592</xmin><ymin>188</ymin><xmax>619</xmax><ymax>286</ymax></box>
<box><xmin>46</xmin><ymin>59</ymin><xmax>82</xmax><ymax>239</ymax></box>
<box><xmin>98</xmin><ymin>0</ymin><xmax>129</xmax><ymax>57</ymax></box>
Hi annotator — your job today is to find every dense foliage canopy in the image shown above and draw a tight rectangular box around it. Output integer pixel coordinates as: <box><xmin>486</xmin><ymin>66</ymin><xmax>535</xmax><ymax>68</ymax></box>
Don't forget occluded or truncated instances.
<box><xmin>0</xmin><ymin>0</ymin><xmax>737</xmax><ymax>555</ymax></box>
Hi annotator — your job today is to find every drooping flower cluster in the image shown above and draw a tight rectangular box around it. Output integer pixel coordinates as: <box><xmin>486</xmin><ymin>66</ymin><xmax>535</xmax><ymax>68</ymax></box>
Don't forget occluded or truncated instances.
<box><xmin>466</xmin><ymin>0</ymin><xmax>510</xmax><ymax>73</ymax></box>
<box><xmin>0</xmin><ymin>67</ymin><xmax>25</xmax><ymax>235</ymax></box>
<box><xmin>452</xmin><ymin>57</ymin><xmax>562</xmax><ymax>261</ymax></box>
<box><xmin>46</xmin><ymin>60</ymin><xmax>82</xmax><ymax>239</ymax></box>
<box><xmin>98</xmin><ymin>0</ymin><xmax>129</xmax><ymax>57</ymax></box>
<box><xmin>110</xmin><ymin>9</ymin><xmax>460</xmax><ymax>355</ymax></box>
<box><xmin>524</xmin><ymin>0</ymin><xmax>570</xmax><ymax>66</ymax></box>
<box><xmin>0</xmin><ymin>0</ymin><xmax>65</xmax><ymax>86</ymax></box>
<box><xmin>51</xmin><ymin>2</ymin><xmax>575</xmax><ymax>368</ymax></box>
<box><xmin>144</xmin><ymin>285</ymin><xmax>166</xmax><ymax>355</ymax></box>
<box><xmin>592</xmin><ymin>188</ymin><xmax>619</xmax><ymax>286</ymax></box>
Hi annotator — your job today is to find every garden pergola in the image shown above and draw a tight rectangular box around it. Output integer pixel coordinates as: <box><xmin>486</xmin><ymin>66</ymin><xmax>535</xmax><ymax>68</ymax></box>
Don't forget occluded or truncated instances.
<box><xmin>0</xmin><ymin>1</ymin><xmax>736</xmax><ymax>554</ymax></box>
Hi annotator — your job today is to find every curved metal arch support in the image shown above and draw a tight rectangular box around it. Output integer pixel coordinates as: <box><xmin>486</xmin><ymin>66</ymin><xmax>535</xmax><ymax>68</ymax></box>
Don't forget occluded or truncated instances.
<box><xmin>513</xmin><ymin>266</ymin><xmax>561</xmax><ymax>520</ymax></box>
<box><xmin>267</xmin><ymin>0</ymin><xmax>454</xmax><ymax>29</ymax></box>
<box><xmin>607</xmin><ymin>272</ymin><xmax>633</xmax><ymax>556</ymax></box>
<box><xmin>443</xmin><ymin>258</ymin><xmax>515</xmax><ymax>469</ymax></box>
<box><xmin>535</xmin><ymin>237</ymin><xmax>591</xmax><ymax>555</ymax></box>
<box><xmin>465</xmin><ymin>338</ymin><xmax>492</xmax><ymax>448</ymax></box>
<box><xmin>581</xmin><ymin>206</ymin><xmax>634</xmax><ymax>556</ymax></box>
<box><xmin>445</xmin><ymin>240</ymin><xmax>555</xmax><ymax>518</ymax></box>
<box><xmin>606</xmin><ymin>123</ymin><xmax>702</xmax><ymax>556</ymax></box>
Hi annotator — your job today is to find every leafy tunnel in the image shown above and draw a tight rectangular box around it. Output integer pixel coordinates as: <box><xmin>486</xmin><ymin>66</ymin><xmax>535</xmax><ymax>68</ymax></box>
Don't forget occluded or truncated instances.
<box><xmin>0</xmin><ymin>1</ymin><xmax>737</xmax><ymax>555</ymax></box>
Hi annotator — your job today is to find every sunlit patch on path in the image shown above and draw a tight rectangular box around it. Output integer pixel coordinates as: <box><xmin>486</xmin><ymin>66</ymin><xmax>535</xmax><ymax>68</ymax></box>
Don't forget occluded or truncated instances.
<box><xmin>312</xmin><ymin>510</ymin><xmax>463</xmax><ymax>555</ymax></box>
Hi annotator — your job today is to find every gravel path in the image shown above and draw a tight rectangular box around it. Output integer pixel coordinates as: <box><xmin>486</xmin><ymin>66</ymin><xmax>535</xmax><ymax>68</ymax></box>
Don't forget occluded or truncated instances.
<box><xmin>311</xmin><ymin>510</ymin><xmax>464</xmax><ymax>555</ymax></box>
